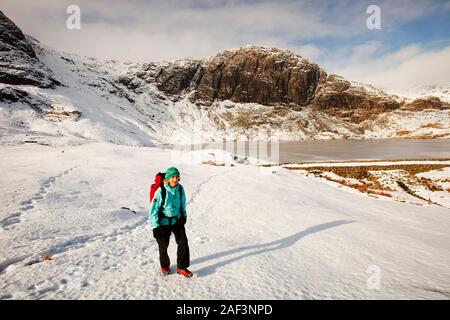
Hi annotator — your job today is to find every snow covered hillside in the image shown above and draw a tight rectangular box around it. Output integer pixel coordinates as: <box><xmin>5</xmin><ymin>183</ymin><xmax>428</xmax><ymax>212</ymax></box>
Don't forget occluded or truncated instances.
<box><xmin>394</xmin><ymin>85</ymin><xmax>450</xmax><ymax>104</ymax></box>
<box><xmin>1</xmin><ymin>10</ymin><xmax>450</xmax><ymax>146</ymax></box>
<box><xmin>0</xmin><ymin>143</ymin><xmax>449</xmax><ymax>299</ymax></box>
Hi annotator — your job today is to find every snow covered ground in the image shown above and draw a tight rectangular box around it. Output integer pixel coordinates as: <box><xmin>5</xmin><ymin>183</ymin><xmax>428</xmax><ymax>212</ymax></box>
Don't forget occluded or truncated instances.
<box><xmin>1</xmin><ymin>142</ymin><xmax>449</xmax><ymax>299</ymax></box>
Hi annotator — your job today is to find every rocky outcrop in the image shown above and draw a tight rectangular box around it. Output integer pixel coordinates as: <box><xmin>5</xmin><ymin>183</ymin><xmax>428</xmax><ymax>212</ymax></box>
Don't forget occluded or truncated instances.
<box><xmin>313</xmin><ymin>74</ymin><xmax>401</xmax><ymax>123</ymax></box>
<box><xmin>192</xmin><ymin>46</ymin><xmax>325</xmax><ymax>106</ymax></box>
<box><xmin>146</xmin><ymin>46</ymin><xmax>402</xmax><ymax>122</ymax></box>
<box><xmin>154</xmin><ymin>59</ymin><xmax>202</xmax><ymax>97</ymax></box>
<box><xmin>0</xmin><ymin>10</ymin><xmax>60</xmax><ymax>88</ymax></box>
<box><xmin>43</xmin><ymin>106</ymin><xmax>82</xmax><ymax>122</ymax></box>
<box><xmin>402</xmin><ymin>96</ymin><xmax>450</xmax><ymax>111</ymax></box>
<box><xmin>0</xmin><ymin>11</ymin><xmax>35</xmax><ymax>58</ymax></box>
<box><xmin>115</xmin><ymin>44</ymin><xmax>448</xmax><ymax>127</ymax></box>
<box><xmin>0</xmin><ymin>86</ymin><xmax>30</xmax><ymax>103</ymax></box>
<box><xmin>152</xmin><ymin>46</ymin><xmax>326</xmax><ymax>107</ymax></box>
<box><xmin>314</xmin><ymin>75</ymin><xmax>400</xmax><ymax>110</ymax></box>
<box><xmin>0</xmin><ymin>86</ymin><xmax>51</xmax><ymax>113</ymax></box>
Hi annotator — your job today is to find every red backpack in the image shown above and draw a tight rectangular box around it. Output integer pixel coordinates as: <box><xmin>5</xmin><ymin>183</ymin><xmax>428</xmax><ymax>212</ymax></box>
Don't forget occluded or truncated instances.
<box><xmin>150</xmin><ymin>172</ymin><xmax>165</xmax><ymax>203</ymax></box>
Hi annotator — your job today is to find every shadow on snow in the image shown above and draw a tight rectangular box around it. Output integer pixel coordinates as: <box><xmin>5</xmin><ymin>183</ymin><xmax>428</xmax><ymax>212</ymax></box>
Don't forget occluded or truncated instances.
<box><xmin>191</xmin><ymin>219</ymin><xmax>355</xmax><ymax>277</ymax></box>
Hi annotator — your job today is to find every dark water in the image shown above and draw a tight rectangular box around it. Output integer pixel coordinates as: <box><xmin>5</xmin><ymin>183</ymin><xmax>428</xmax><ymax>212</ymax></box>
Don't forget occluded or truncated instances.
<box><xmin>276</xmin><ymin>139</ymin><xmax>450</xmax><ymax>163</ymax></box>
<box><xmin>170</xmin><ymin>139</ymin><xmax>450</xmax><ymax>163</ymax></box>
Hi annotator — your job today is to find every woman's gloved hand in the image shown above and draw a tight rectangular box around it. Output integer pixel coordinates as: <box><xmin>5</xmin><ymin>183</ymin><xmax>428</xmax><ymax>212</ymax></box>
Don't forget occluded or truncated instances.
<box><xmin>180</xmin><ymin>215</ymin><xmax>187</xmax><ymax>226</ymax></box>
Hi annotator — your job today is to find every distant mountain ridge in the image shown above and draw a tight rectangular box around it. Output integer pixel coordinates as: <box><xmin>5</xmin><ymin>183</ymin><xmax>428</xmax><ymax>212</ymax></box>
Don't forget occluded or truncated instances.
<box><xmin>0</xmin><ymin>10</ymin><xmax>449</xmax><ymax>146</ymax></box>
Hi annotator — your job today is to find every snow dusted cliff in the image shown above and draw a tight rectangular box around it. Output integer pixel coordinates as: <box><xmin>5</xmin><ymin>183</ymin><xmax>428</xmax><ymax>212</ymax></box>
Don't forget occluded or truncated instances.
<box><xmin>1</xmin><ymin>10</ymin><xmax>449</xmax><ymax>147</ymax></box>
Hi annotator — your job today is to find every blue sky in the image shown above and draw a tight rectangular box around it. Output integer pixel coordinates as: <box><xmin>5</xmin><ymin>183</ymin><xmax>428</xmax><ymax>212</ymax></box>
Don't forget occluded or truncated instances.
<box><xmin>310</xmin><ymin>8</ymin><xmax>450</xmax><ymax>55</ymax></box>
<box><xmin>2</xmin><ymin>0</ymin><xmax>450</xmax><ymax>90</ymax></box>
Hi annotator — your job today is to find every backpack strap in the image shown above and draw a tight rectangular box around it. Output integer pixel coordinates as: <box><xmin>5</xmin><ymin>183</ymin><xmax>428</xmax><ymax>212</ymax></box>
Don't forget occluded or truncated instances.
<box><xmin>179</xmin><ymin>185</ymin><xmax>184</xmax><ymax>217</ymax></box>
<box><xmin>157</xmin><ymin>185</ymin><xmax>166</xmax><ymax>222</ymax></box>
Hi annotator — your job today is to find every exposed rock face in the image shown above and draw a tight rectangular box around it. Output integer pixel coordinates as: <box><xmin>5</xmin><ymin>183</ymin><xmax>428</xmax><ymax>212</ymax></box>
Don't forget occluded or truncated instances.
<box><xmin>154</xmin><ymin>59</ymin><xmax>202</xmax><ymax>96</ymax></box>
<box><xmin>0</xmin><ymin>10</ymin><xmax>35</xmax><ymax>58</ymax></box>
<box><xmin>0</xmin><ymin>10</ymin><xmax>60</xmax><ymax>88</ymax></box>
<box><xmin>192</xmin><ymin>47</ymin><xmax>325</xmax><ymax>106</ymax></box>
<box><xmin>111</xmin><ymin>43</ymin><xmax>448</xmax><ymax>127</ymax></box>
<box><xmin>43</xmin><ymin>106</ymin><xmax>82</xmax><ymax>122</ymax></box>
<box><xmin>148</xmin><ymin>46</ymin><xmax>402</xmax><ymax>122</ymax></box>
<box><xmin>0</xmin><ymin>86</ymin><xmax>30</xmax><ymax>103</ymax></box>
<box><xmin>0</xmin><ymin>86</ymin><xmax>50</xmax><ymax>113</ymax></box>
<box><xmin>313</xmin><ymin>74</ymin><xmax>401</xmax><ymax>123</ymax></box>
<box><xmin>314</xmin><ymin>74</ymin><xmax>399</xmax><ymax>110</ymax></box>
<box><xmin>402</xmin><ymin>96</ymin><xmax>450</xmax><ymax>111</ymax></box>
<box><xmin>153</xmin><ymin>46</ymin><xmax>326</xmax><ymax>107</ymax></box>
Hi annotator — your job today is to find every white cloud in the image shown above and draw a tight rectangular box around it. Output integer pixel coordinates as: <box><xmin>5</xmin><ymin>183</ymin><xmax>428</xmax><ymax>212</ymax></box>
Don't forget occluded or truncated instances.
<box><xmin>348</xmin><ymin>41</ymin><xmax>382</xmax><ymax>63</ymax></box>
<box><xmin>330</xmin><ymin>43</ymin><xmax>450</xmax><ymax>91</ymax></box>
<box><xmin>1</xmin><ymin>0</ymin><xmax>346</xmax><ymax>61</ymax></box>
<box><xmin>289</xmin><ymin>44</ymin><xmax>324</xmax><ymax>62</ymax></box>
<box><xmin>4</xmin><ymin>0</ymin><xmax>432</xmax><ymax>62</ymax></box>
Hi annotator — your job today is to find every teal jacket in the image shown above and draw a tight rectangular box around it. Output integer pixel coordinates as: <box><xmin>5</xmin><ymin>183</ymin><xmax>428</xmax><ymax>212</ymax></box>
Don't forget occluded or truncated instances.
<box><xmin>150</xmin><ymin>184</ymin><xmax>186</xmax><ymax>228</ymax></box>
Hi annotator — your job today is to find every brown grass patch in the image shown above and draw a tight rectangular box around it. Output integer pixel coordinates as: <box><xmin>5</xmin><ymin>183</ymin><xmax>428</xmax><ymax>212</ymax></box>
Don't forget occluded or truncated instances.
<box><xmin>367</xmin><ymin>190</ymin><xmax>392</xmax><ymax>197</ymax></box>
<box><xmin>201</xmin><ymin>160</ymin><xmax>226</xmax><ymax>166</ymax></box>
<box><xmin>42</xmin><ymin>254</ymin><xmax>53</xmax><ymax>261</ymax></box>
<box><xmin>295</xmin><ymin>163</ymin><xmax>450</xmax><ymax>200</ymax></box>
<box><xmin>321</xmin><ymin>175</ymin><xmax>391</xmax><ymax>196</ymax></box>
<box><xmin>419</xmin><ymin>178</ymin><xmax>444</xmax><ymax>191</ymax></box>
<box><xmin>281</xmin><ymin>158</ymin><xmax>450</xmax><ymax>166</ymax></box>
<box><xmin>420</xmin><ymin>123</ymin><xmax>446</xmax><ymax>129</ymax></box>
<box><xmin>288</xmin><ymin>164</ymin><xmax>449</xmax><ymax>179</ymax></box>
<box><xmin>406</xmin><ymin>133</ymin><xmax>449</xmax><ymax>139</ymax></box>
<box><xmin>396</xmin><ymin>181</ymin><xmax>431</xmax><ymax>203</ymax></box>
<box><xmin>395</xmin><ymin>130</ymin><xmax>412</xmax><ymax>136</ymax></box>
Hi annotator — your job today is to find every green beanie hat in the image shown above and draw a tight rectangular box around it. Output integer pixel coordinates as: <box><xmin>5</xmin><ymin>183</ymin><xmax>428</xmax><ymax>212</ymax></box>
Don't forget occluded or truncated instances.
<box><xmin>165</xmin><ymin>167</ymin><xmax>180</xmax><ymax>180</ymax></box>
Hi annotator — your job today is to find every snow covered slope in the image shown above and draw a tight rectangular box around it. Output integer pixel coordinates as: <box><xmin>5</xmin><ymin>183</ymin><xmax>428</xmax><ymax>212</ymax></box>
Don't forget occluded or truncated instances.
<box><xmin>3</xmin><ymin>44</ymin><xmax>449</xmax><ymax>146</ymax></box>
<box><xmin>395</xmin><ymin>85</ymin><xmax>450</xmax><ymax>104</ymax></box>
<box><xmin>0</xmin><ymin>143</ymin><xmax>449</xmax><ymax>299</ymax></box>
<box><xmin>0</xmin><ymin>41</ymin><xmax>163</xmax><ymax>147</ymax></box>
<box><xmin>1</xmin><ymin>10</ymin><xmax>449</xmax><ymax>146</ymax></box>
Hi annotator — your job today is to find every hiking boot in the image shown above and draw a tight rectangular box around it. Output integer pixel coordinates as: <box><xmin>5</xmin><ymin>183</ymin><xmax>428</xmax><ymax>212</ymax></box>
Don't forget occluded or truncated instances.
<box><xmin>176</xmin><ymin>268</ymin><xmax>193</xmax><ymax>278</ymax></box>
<box><xmin>161</xmin><ymin>267</ymin><xmax>170</xmax><ymax>276</ymax></box>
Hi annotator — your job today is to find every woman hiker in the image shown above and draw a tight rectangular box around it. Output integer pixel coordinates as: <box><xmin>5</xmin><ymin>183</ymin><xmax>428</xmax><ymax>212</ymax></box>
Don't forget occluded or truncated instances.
<box><xmin>149</xmin><ymin>167</ymin><xmax>192</xmax><ymax>278</ymax></box>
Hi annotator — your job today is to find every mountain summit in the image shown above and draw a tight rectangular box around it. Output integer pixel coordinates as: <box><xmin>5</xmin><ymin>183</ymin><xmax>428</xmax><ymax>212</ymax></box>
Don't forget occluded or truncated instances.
<box><xmin>0</xmin><ymin>10</ymin><xmax>59</xmax><ymax>88</ymax></box>
<box><xmin>154</xmin><ymin>45</ymin><xmax>325</xmax><ymax>107</ymax></box>
<box><xmin>0</xmin><ymin>11</ymin><xmax>449</xmax><ymax>145</ymax></box>
<box><xmin>120</xmin><ymin>45</ymin><xmax>407</xmax><ymax>123</ymax></box>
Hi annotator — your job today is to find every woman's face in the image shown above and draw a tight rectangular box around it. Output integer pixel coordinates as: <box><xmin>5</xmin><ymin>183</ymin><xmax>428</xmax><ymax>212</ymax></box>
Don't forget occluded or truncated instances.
<box><xmin>168</xmin><ymin>175</ymin><xmax>179</xmax><ymax>187</ymax></box>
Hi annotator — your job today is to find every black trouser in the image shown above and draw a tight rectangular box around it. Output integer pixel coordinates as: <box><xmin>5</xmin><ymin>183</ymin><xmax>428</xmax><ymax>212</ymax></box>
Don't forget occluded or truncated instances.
<box><xmin>153</xmin><ymin>221</ymin><xmax>190</xmax><ymax>269</ymax></box>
